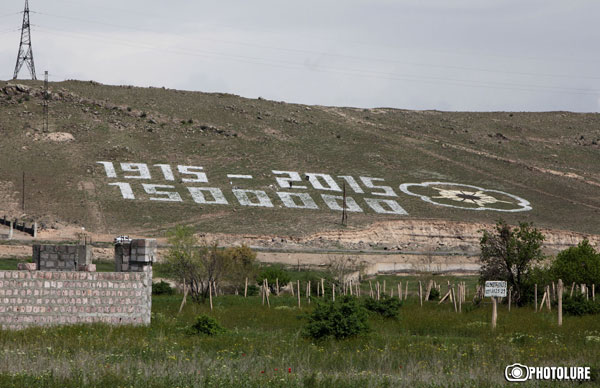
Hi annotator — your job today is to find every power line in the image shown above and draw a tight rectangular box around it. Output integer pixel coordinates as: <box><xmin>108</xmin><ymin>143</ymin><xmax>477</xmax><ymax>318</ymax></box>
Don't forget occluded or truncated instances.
<box><xmin>31</xmin><ymin>10</ymin><xmax>600</xmax><ymax>82</ymax></box>
<box><xmin>35</xmin><ymin>26</ymin><xmax>600</xmax><ymax>96</ymax></box>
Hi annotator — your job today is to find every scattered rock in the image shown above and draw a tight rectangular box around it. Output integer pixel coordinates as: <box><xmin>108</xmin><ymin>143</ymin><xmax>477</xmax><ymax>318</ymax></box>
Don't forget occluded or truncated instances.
<box><xmin>41</xmin><ymin>132</ymin><xmax>75</xmax><ymax>142</ymax></box>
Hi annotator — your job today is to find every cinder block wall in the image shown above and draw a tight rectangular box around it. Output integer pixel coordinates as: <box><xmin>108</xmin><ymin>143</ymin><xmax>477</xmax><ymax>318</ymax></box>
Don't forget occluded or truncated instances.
<box><xmin>0</xmin><ymin>269</ymin><xmax>152</xmax><ymax>330</ymax></box>
<box><xmin>33</xmin><ymin>244</ymin><xmax>92</xmax><ymax>271</ymax></box>
<box><xmin>115</xmin><ymin>239</ymin><xmax>157</xmax><ymax>272</ymax></box>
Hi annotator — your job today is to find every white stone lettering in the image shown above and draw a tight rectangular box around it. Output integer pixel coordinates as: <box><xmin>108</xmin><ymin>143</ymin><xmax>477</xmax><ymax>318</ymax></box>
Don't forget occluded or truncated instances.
<box><xmin>364</xmin><ymin>198</ymin><xmax>407</xmax><ymax>215</ymax></box>
<box><xmin>97</xmin><ymin>161</ymin><xmax>117</xmax><ymax>178</ymax></box>
<box><xmin>142</xmin><ymin>184</ymin><xmax>183</xmax><ymax>202</ymax></box>
<box><xmin>277</xmin><ymin>192</ymin><xmax>319</xmax><ymax>209</ymax></box>
<box><xmin>227</xmin><ymin>174</ymin><xmax>253</xmax><ymax>179</ymax></box>
<box><xmin>177</xmin><ymin>165</ymin><xmax>208</xmax><ymax>183</ymax></box>
<box><xmin>321</xmin><ymin>194</ymin><xmax>363</xmax><ymax>212</ymax></box>
<box><xmin>109</xmin><ymin>182</ymin><xmax>135</xmax><ymax>199</ymax></box>
<box><xmin>338</xmin><ymin>175</ymin><xmax>364</xmax><ymax>193</ymax></box>
<box><xmin>272</xmin><ymin>171</ymin><xmax>306</xmax><ymax>189</ymax></box>
<box><xmin>154</xmin><ymin>164</ymin><xmax>175</xmax><ymax>181</ymax></box>
<box><xmin>233</xmin><ymin>189</ymin><xmax>274</xmax><ymax>207</ymax></box>
<box><xmin>121</xmin><ymin>163</ymin><xmax>151</xmax><ymax>179</ymax></box>
<box><xmin>306</xmin><ymin>173</ymin><xmax>342</xmax><ymax>191</ymax></box>
<box><xmin>360</xmin><ymin>177</ymin><xmax>397</xmax><ymax>197</ymax></box>
<box><xmin>187</xmin><ymin>187</ymin><xmax>228</xmax><ymax>205</ymax></box>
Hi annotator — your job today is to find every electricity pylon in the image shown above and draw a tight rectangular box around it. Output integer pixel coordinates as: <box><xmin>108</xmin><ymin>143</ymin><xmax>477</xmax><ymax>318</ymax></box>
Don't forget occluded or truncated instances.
<box><xmin>13</xmin><ymin>0</ymin><xmax>37</xmax><ymax>80</ymax></box>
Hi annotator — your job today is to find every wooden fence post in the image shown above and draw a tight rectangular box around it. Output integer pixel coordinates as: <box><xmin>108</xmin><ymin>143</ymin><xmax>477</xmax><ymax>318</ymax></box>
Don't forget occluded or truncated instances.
<box><xmin>290</xmin><ymin>281</ymin><xmax>294</xmax><ymax>297</ymax></box>
<box><xmin>540</xmin><ymin>291</ymin><xmax>547</xmax><ymax>312</ymax></box>
<box><xmin>332</xmin><ymin>283</ymin><xmax>335</xmax><ymax>302</ymax></box>
<box><xmin>398</xmin><ymin>282</ymin><xmax>402</xmax><ymax>301</ymax></box>
<box><xmin>491</xmin><ymin>297</ymin><xmax>497</xmax><ymax>330</ymax></box>
<box><xmin>383</xmin><ymin>280</ymin><xmax>386</xmax><ymax>295</ymax></box>
<box><xmin>419</xmin><ymin>281</ymin><xmax>423</xmax><ymax>307</ymax></box>
<box><xmin>209</xmin><ymin>282</ymin><xmax>213</xmax><ymax>311</ymax></box>
<box><xmin>405</xmin><ymin>281</ymin><xmax>409</xmax><ymax>299</ymax></box>
<box><xmin>534</xmin><ymin>284</ymin><xmax>537</xmax><ymax>312</ymax></box>
<box><xmin>265</xmin><ymin>279</ymin><xmax>270</xmax><ymax>308</ymax></box>
<box><xmin>546</xmin><ymin>286</ymin><xmax>551</xmax><ymax>311</ymax></box>
<box><xmin>369</xmin><ymin>281</ymin><xmax>373</xmax><ymax>298</ymax></box>
<box><xmin>244</xmin><ymin>277</ymin><xmax>248</xmax><ymax>298</ymax></box>
<box><xmin>178</xmin><ymin>280</ymin><xmax>187</xmax><ymax>314</ymax></box>
<box><xmin>558</xmin><ymin>279</ymin><xmax>563</xmax><ymax>326</ymax></box>
<box><xmin>425</xmin><ymin>280</ymin><xmax>432</xmax><ymax>302</ymax></box>
<box><xmin>321</xmin><ymin>278</ymin><xmax>325</xmax><ymax>298</ymax></box>
<box><xmin>451</xmin><ymin>285</ymin><xmax>457</xmax><ymax>312</ymax></box>
<box><xmin>276</xmin><ymin>278</ymin><xmax>279</xmax><ymax>296</ymax></box>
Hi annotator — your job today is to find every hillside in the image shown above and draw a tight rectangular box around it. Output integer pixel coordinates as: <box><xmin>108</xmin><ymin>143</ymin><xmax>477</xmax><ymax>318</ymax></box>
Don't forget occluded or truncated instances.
<box><xmin>0</xmin><ymin>80</ymin><xmax>599</xmax><ymax>247</ymax></box>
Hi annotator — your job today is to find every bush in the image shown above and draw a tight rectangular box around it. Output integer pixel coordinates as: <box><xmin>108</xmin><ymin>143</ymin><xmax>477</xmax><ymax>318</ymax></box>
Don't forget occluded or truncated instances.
<box><xmin>562</xmin><ymin>294</ymin><xmax>600</xmax><ymax>316</ymax></box>
<box><xmin>190</xmin><ymin>315</ymin><xmax>225</xmax><ymax>335</ymax></box>
<box><xmin>428</xmin><ymin>288</ymin><xmax>440</xmax><ymax>301</ymax></box>
<box><xmin>304</xmin><ymin>296</ymin><xmax>369</xmax><ymax>340</ymax></box>
<box><xmin>152</xmin><ymin>280</ymin><xmax>175</xmax><ymax>295</ymax></box>
<box><xmin>363</xmin><ymin>296</ymin><xmax>401</xmax><ymax>318</ymax></box>
<box><xmin>246</xmin><ymin>284</ymin><xmax>259</xmax><ymax>296</ymax></box>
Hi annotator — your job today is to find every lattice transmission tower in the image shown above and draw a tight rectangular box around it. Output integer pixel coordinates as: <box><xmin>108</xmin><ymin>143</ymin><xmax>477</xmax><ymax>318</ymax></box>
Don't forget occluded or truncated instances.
<box><xmin>13</xmin><ymin>0</ymin><xmax>37</xmax><ymax>80</ymax></box>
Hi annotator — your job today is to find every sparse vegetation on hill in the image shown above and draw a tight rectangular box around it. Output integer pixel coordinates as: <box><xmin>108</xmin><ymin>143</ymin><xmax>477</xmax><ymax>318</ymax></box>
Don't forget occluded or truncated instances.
<box><xmin>0</xmin><ymin>80</ymin><xmax>599</xmax><ymax>239</ymax></box>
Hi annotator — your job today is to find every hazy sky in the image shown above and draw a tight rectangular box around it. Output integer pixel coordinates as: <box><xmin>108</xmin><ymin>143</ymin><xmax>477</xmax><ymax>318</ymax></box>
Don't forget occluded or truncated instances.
<box><xmin>1</xmin><ymin>0</ymin><xmax>599</xmax><ymax>111</ymax></box>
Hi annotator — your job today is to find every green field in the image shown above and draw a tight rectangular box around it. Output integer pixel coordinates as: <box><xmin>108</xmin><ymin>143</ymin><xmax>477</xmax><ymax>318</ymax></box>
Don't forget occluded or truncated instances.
<box><xmin>0</xmin><ymin>275</ymin><xmax>598</xmax><ymax>387</ymax></box>
<box><xmin>1</xmin><ymin>80</ymin><xmax>599</xmax><ymax>237</ymax></box>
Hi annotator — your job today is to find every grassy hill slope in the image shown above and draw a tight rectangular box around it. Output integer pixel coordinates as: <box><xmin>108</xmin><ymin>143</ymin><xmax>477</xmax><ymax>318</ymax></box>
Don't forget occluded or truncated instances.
<box><xmin>0</xmin><ymin>80</ymin><xmax>599</xmax><ymax>237</ymax></box>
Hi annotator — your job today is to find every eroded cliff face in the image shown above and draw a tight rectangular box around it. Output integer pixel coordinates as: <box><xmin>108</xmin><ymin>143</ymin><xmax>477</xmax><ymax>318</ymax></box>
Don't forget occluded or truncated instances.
<box><xmin>197</xmin><ymin>219</ymin><xmax>600</xmax><ymax>256</ymax></box>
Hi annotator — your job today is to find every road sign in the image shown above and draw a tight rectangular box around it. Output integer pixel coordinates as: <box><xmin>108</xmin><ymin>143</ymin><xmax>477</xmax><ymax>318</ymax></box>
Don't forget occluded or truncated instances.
<box><xmin>485</xmin><ymin>281</ymin><xmax>507</xmax><ymax>297</ymax></box>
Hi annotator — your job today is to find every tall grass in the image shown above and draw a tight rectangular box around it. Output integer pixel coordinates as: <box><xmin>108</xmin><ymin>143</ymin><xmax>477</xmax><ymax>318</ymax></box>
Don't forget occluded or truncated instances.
<box><xmin>0</xmin><ymin>276</ymin><xmax>598</xmax><ymax>387</ymax></box>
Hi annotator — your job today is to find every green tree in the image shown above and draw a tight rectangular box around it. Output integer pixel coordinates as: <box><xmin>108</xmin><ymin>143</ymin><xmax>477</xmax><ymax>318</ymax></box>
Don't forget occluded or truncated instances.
<box><xmin>164</xmin><ymin>226</ymin><xmax>257</xmax><ymax>301</ymax></box>
<box><xmin>479</xmin><ymin>220</ymin><xmax>545</xmax><ymax>305</ymax></box>
<box><xmin>550</xmin><ymin>240</ymin><xmax>600</xmax><ymax>286</ymax></box>
<box><xmin>164</xmin><ymin>225</ymin><xmax>203</xmax><ymax>299</ymax></box>
<box><xmin>222</xmin><ymin>245</ymin><xmax>258</xmax><ymax>292</ymax></box>
<box><xmin>257</xmin><ymin>264</ymin><xmax>291</xmax><ymax>293</ymax></box>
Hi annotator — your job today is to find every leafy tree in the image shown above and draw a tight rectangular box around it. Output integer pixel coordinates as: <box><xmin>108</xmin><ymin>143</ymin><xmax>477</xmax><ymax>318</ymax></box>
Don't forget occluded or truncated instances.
<box><xmin>550</xmin><ymin>240</ymin><xmax>600</xmax><ymax>286</ymax></box>
<box><xmin>479</xmin><ymin>220</ymin><xmax>545</xmax><ymax>305</ymax></box>
<box><xmin>222</xmin><ymin>245</ymin><xmax>258</xmax><ymax>293</ymax></box>
<box><xmin>257</xmin><ymin>264</ymin><xmax>292</xmax><ymax>292</ymax></box>
<box><xmin>164</xmin><ymin>225</ymin><xmax>204</xmax><ymax>299</ymax></box>
<box><xmin>164</xmin><ymin>226</ymin><xmax>256</xmax><ymax>301</ymax></box>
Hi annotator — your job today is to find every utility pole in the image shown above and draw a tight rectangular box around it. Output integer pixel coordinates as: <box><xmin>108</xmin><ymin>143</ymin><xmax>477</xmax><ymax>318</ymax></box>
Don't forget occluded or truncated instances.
<box><xmin>13</xmin><ymin>0</ymin><xmax>37</xmax><ymax>80</ymax></box>
<box><xmin>22</xmin><ymin>171</ymin><xmax>25</xmax><ymax>211</ymax></box>
<box><xmin>341</xmin><ymin>182</ymin><xmax>348</xmax><ymax>226</ymax></box>
<box><xmin>43</xmin><ymin>70</ymin><xmax>49</xmax><ymax>132</ymax></box>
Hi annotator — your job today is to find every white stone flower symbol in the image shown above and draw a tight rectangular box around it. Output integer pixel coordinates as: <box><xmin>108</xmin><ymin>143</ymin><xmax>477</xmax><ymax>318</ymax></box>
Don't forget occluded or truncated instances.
<box><xmin>431</xmin><ymin>188</ymin><xmax>512</xmax><ymax>207</ymax></box>
<box><xmin>399</xmin><ymin>182</ymin><xmax>532</xmax><ymax>212</ymax></box>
